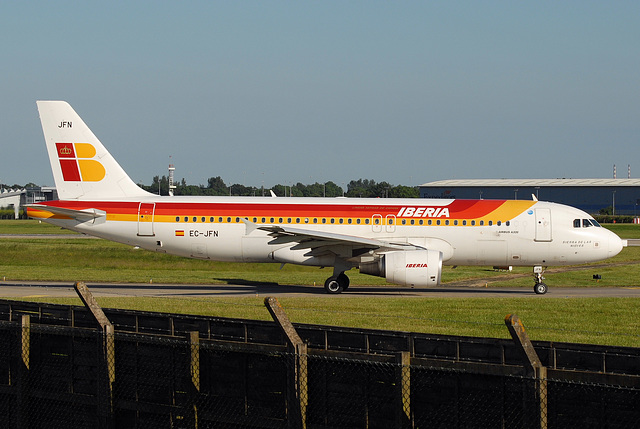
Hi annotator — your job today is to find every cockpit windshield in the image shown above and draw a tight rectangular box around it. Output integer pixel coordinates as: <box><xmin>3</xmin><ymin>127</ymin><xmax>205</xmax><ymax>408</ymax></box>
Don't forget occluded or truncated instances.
<box><xmin>574</xmin><ymin>218</ymin><xmax>602</xmax><ymax>228</ymax></box>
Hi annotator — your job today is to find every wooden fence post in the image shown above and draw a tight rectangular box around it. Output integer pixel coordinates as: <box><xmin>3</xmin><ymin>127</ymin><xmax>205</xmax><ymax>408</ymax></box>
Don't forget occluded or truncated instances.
<box><xmin>17</xmin><ymin>314</ymin><xmax>30</xmax><ymax>429</ymax></box>
<box><xmin>74</xmin><ymin>282</ymin><xmax>115</xmax><ymax>428</ymax></box>
<box><xmin>505</xmin><ymin>314</ymin><xmax>547</xmax><ymax>429</ymax></box>
<box><xmin>395</xmin><ymin>351</ymin><xmax>412</xmax><ymax>429</ymax></box>
<box><xmin>190</xmin><ymin>331</ymin><xmax>200</xmax><ymax>429</ymax></box>
<box><xmin>264</xmin><ymin>297</ymin><xmax>308</xmax><ymax>429</ymax></box>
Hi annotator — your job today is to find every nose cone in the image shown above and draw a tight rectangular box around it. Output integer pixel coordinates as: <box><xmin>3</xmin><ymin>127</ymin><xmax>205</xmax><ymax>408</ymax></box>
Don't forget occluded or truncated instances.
<box><xmin>606</xmin><ymin>229</ymin><xmax>624</xmax><ymax>258</ymax></box>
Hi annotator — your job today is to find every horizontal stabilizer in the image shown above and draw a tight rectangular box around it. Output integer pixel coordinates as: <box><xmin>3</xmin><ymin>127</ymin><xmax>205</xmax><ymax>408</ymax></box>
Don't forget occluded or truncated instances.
<box><xmin>27</xmin><ymin>204</ymin><xmax>106</xmax><ymax>223</ymax></box>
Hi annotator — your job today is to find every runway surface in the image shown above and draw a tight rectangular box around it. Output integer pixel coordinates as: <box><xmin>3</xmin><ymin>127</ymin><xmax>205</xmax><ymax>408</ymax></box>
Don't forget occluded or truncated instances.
<box><xmin>1</xmin><ymin>281</ymin><xmax>640</xmax><ymax>298</ymax></box>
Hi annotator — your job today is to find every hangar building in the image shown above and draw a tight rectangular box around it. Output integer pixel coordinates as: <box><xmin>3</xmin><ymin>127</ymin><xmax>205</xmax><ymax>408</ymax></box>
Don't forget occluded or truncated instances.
<box><xmin>0</xmin><ymin>187</ymin><xmax>58</xmax><ymax>219</ymax></box>
<box><xmin>419</xmin><ymin>179</ymin><xmax>640</xmax><ymax>216</ymax></box>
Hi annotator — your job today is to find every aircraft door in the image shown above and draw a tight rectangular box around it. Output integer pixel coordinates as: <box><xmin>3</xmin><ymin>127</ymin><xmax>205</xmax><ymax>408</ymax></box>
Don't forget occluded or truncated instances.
<box><xmin>534</xmin><ymin>208</ymin><xmax>552</xmax><ymax>242</ymax></box>
<box><xmin>137</xmin><ymin>203</ymin><xmax>156</xmax><ymax>236</ymax></box>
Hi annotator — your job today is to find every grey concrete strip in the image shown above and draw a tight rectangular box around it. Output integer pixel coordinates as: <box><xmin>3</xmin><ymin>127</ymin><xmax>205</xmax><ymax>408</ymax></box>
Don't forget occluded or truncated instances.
<box><xmin>1</xmin><ymin>281</ymin><xmax>640</xmax><ymax>298</ymax></box>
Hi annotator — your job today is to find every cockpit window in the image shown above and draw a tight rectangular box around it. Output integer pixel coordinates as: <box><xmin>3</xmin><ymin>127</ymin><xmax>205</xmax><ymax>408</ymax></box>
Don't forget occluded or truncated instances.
<box><xmin>574</xmin><ymin>218</ymin><xmax>602</xmax><ymax>228</ymax></box>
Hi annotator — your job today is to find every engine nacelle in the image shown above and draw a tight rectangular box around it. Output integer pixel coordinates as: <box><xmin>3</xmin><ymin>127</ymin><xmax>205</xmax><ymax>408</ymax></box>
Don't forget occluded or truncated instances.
<box><xmin>360</xmin><ymin>250</ymin><xmax>442</xmax><ymax>287</ymax></box>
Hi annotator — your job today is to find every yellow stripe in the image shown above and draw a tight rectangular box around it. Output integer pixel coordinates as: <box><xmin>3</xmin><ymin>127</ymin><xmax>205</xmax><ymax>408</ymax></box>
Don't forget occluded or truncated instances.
<box><xmin>477</xmin><ymin>201</ymin><xmax>535</xmax><ymax>223</ymax></box>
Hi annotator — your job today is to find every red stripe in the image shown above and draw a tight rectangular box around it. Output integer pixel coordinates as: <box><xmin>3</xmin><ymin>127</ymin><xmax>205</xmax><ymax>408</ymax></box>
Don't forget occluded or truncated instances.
<box><xmin>37</xmin><ymin>199</ymin><xmax>513</xmax><ymax>219</ymax></box>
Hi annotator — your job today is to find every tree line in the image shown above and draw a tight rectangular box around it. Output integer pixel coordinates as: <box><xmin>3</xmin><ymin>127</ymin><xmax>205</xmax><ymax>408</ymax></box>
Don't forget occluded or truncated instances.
<box><xmin>139</xmin><ymin>177</ymin><xmax>419</xmax><ymax>198</ymax></box>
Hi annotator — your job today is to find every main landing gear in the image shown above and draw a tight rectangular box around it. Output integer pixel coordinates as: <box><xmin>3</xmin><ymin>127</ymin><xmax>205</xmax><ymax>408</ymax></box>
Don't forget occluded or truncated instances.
<box><xmin>533</xmin><ymin>266</ymin><xmax>548</xmax><ymax>295</ymax></box>
<box><xmin>324</xmin><ymin>272</ymin><xmax>350</xmax><ymax>294</ymax></box>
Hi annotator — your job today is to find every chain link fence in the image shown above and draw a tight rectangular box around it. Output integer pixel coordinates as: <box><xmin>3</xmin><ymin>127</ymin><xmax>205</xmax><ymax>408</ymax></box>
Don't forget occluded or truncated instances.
<box><xmin>0</xmin><ymin>318</ymin><xmax>639</xmax><ymax>429</ymax></box>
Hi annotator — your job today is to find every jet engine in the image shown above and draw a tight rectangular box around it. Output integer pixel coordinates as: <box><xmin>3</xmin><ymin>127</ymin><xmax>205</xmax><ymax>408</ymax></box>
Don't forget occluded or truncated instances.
<box><xmin>359</xmin><ymin>250</ymin><xmax>442</xmax><ymax>287</ymax></box>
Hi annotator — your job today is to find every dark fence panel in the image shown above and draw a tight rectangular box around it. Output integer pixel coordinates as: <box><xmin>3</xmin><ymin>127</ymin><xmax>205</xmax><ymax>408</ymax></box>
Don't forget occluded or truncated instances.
<box><xmin>0</xmin><ymin>299</ymin><xmax>639</xmax><ymax>428</ymax></box>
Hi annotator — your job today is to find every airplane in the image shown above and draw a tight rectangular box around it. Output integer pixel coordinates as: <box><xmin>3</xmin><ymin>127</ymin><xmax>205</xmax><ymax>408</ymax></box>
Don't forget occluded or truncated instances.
<box><xmin>27</xmin><ymin>101</ymin><xmax>625</xmax><ymax>294</ymax></box>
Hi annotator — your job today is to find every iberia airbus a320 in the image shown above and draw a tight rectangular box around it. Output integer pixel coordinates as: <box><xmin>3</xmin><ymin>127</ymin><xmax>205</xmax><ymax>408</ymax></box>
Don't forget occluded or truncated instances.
<box><xmin>28</xmin><ymin>101</ymin><xmax>625</xmax><ymax>294</ymax></box>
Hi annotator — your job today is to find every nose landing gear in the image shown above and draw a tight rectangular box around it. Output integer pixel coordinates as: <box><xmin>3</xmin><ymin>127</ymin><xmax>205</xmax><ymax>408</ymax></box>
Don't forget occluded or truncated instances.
<box><xmin>533</xmin><ymin>266</ymin><xmax>548</xmax><ymax>295</ymax></box>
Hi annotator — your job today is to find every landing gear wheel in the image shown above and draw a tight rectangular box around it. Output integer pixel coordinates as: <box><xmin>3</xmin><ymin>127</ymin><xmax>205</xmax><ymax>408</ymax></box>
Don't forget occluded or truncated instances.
<box><xmin>534</xmin><ymin>283</ymin><xmax>548</xmax><ymax>295</ymax></box>
<box><xmin>337</xmin><ymin>273</ymin><xmax>350</xmax><ymax>290</ymax></box>
<box><xmin>532</xmin><ymin>266</ymin><xmax>548</xmax><ymax>295</ymax></box>
<box><xmin>324</xmin><ymin>277</ymin><xmax>343</xmax><ymax>294</ymax></box>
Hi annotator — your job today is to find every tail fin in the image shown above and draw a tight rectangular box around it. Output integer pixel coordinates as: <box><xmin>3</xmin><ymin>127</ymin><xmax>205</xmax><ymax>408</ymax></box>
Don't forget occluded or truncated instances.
<box><xmin>37</xmin><ymin>101</ymin><xmax>151</xmax><ymax>200</ymax></box>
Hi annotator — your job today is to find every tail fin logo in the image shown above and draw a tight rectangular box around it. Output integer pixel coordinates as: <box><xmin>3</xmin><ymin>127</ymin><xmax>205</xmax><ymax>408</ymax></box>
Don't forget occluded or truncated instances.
<box><xmin>55</xmin><ymin>143</ymin><xmax>106</xmax><ymax>182</ymax></box>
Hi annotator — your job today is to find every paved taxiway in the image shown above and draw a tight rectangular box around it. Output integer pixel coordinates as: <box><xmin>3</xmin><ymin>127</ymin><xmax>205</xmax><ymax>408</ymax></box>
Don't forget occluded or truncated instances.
<box><xmin>1</xmin><ymin>281</ymin><xmax>640</xmax><ymax>298</ymax></box>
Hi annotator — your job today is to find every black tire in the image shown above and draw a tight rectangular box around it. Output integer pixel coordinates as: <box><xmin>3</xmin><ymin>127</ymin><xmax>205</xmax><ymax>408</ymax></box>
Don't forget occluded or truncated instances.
<box><xmin>324</xmin><ymin>277</ymin><xmax>343</xmax><ymax>294</ymax></box>
<box><xmin>534</xmin><ymin>283</ymin><xmax>548</xmax><ymax>295</ymax></box>
<box><xmin>337</xmin><ymin>272</ymin><xmax>350</xmax><ymax>290</ymax></box>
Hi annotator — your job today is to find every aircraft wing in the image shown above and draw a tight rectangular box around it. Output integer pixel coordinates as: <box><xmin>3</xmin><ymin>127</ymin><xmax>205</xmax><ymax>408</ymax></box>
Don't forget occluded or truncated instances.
<box><xmin>26</xmin><ymin>205</ymin><xmax>107</xmax><ymax>222</ymax></box>
<box><xmin>245</xmin><ymin>220</ymin><xmax>423</xmax><ymax>253</ymax></box>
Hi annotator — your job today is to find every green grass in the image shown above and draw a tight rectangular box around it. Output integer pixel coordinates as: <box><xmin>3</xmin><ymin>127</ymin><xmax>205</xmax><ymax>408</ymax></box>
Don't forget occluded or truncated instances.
<box><xmin>3</xmin><ymin>220</ymin><xmax>640</xmax><ymax>347</ymax></box>
<box><xmin>1</xmin><ymin>222</ymin><xmax>638</xmax><ymax>286</ymax></box>
<box><xmin>0</xmin><ymin>219</ymin><xmax>78</xmax><ymax>234</ymax></box>
<box><xmin>19</xmin><ymin>295</ymin><xmax>640</xmax><ymax>348</ymax></box>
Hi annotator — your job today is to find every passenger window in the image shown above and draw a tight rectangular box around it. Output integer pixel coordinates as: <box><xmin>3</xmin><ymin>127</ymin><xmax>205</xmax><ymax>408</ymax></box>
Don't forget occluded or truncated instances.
<box><xmin>176</xmin><ymin>217</ymin><xmax>180</xmax><ymax>222</ymax></box>
<box><xmin>192</xmin><ymin>217</ymin><xmax>197</xmax><ymax>222</ymax></box>
<box><xmin>210</xmin><ymin>217</ymin><xmax>215</xmax><ymax>223</ymax></box>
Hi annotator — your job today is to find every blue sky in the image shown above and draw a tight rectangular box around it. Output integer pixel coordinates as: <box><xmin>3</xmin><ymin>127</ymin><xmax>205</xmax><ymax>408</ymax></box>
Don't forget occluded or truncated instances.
<box><xmin>1</xmin><ymin>1</ymin><xmax>639</xmax><ymax>189</ymax></box>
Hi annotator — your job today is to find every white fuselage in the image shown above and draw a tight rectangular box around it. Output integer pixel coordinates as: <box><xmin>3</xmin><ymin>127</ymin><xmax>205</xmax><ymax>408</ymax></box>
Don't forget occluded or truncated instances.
<box><xmin>33</xmin><ymin>196</ymin><xmax>624</xmax><ymax>270</ymax></box>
